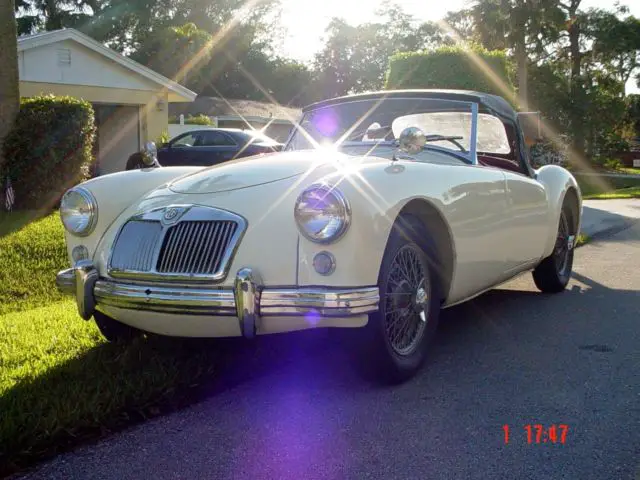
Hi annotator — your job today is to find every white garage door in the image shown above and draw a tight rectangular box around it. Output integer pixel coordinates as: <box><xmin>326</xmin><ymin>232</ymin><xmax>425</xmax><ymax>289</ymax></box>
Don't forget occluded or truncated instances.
<box><xmin>94</xmin><ymin>104</ymin><xmax>140</xmax><ymax>175</ymax></box>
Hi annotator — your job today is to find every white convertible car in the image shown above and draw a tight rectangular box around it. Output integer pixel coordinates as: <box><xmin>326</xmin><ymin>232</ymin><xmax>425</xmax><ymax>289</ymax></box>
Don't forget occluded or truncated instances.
<box><xmin>56</xmin><ymin>90</ymin><xmax>582</xmax><ymax>382</ymax></box>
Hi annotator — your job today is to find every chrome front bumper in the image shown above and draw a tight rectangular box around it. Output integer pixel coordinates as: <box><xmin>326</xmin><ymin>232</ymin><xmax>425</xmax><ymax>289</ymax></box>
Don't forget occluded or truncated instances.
<box><xmin>56</xmin><ymin>262</ymin><xmax>379</xmax><ymax>338</ymax></box>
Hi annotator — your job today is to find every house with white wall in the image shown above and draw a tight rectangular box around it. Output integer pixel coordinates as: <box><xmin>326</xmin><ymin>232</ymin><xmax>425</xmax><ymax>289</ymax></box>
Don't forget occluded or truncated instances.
<box><xmin>17</xmin><ymin>28</ymin><xmax>197</xmax><ymax>175</ymax></box>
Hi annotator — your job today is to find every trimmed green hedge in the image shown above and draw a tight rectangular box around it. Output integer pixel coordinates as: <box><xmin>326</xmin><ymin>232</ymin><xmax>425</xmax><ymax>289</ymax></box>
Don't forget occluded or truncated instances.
<box><xmin>168</xmin><ymin>113</ymin><xmax>212</xmax><ymax>125</ymax></box>
<box><xmin>1</xmin><ymin>95</ymin><xmax>96</xmax><ymax>211</ymax></box>
<box><xmin>385</xmin><ymin>45</ymin><xmax>515</xmax><ymax>99</ymax></box>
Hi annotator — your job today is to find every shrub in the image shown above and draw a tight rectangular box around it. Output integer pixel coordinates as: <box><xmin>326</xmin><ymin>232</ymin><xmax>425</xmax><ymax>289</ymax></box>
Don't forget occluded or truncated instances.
<box><xmin>1</xmin><ymin>95</ymin><xmax>96</xmax><ymax>211</ymax></box>
<box><xmin>168</xmin><ymin>113</ymin><xmax>212</xmax><ymax>125</ymax></box>
<box><xmin>603</xmin><ymin>158</ymin><xmax>623</xmax><ymax>171</ymax></box>
<box><xmin>385</xmin><ymin>45</ymin><xmax>515</xmax><ymax>100</ymax></box>
<box><xmin>529</xmin><ymin>140</ymin><xmax>569</xmax><ymax>167</ymax></box>
<box><xmin>155</xmin><ymin>129</ymin><xmax>170</xmax><ymax>145</ymax></box>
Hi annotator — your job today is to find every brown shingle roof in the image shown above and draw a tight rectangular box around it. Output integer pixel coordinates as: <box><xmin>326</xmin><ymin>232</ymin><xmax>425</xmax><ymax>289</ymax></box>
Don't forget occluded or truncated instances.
<box><xmin>169</xmin><ymin>96</ymin><xmax>301</xmax><ymax>122</ymax></box>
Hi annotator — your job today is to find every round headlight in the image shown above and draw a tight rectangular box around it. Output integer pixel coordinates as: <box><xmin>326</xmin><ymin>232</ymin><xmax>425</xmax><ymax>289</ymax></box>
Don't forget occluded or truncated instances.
<box><xmin>60</xmin><ymin>187</ymin><xmax>98</xmax><ymax>236</ymax></box>
<box><xmin>294</xmin><ymin>184</ymin><xmax>351</xmax><ymax>243</ymax></box>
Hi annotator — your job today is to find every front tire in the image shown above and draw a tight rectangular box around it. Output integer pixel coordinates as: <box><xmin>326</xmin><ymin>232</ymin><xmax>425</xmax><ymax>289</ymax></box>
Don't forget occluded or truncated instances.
<box><xmin>357</xmin><ymin>215</ymin><xmax>442</xmax><ymax>384</ymax></box>
<box><xmin>94</xmin><ymin>311</ymin><xmax>141</xmax><ymax>343</ymax></box>
<box><xmin>532</xmin><ymin>205</ymin><xmax>575</xmax><ymax>293</ymax></box>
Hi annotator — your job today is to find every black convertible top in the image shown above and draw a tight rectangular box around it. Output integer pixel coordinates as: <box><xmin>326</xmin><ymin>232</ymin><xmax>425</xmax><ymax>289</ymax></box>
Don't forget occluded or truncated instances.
<box><xmin>302</xmin><ymin>89</ymin><xmax>518</xmax><ymax>124</ymax></box>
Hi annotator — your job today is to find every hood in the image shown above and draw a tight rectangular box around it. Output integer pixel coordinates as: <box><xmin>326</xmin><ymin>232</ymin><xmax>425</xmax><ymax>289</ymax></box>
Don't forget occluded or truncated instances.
<box><xmin>167</xmin><ymin>150</ymin><xmax>386</xmax><ymax>194</ymax></box>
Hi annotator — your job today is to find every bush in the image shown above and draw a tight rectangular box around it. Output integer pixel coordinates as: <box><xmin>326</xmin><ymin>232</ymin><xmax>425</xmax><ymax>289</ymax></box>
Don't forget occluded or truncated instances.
<box><xmin>603</xmin><ymin>158</ymin><xmax>623</xmax><ymax>171</ymax></box>
<box><xmin>155</xmin><ymin>129</ymin><xmax>170</xmax><ymax>145</ymax></box>
<box><xmin>168</xmin><ymin>113</ymin><xmax>212</xmax><ymax>125</ymax></box>
<box><xmin>529</xmin><ymin>140</ymin><xmax>569</xmax><ymax>167</ymax></box>
<box><xmin>1</xmin><ymin>95</ymin><xmax>96</xmax><ymax>211</ymax></box>
<box><xmin>385</xmin><ymin>45</ymin><xmax>515</xmax><ymax>99</ymax></box>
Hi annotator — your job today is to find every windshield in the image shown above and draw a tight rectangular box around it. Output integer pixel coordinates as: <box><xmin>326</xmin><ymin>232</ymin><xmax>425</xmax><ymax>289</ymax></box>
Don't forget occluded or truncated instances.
<box><xmin>286</xmin><ymin>97</ymin><xmax>511</xmax><ymax>155</ymax></box>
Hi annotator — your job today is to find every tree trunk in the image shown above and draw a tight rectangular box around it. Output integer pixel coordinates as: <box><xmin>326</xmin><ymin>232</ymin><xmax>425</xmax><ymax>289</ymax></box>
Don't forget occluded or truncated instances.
<box><xmin>567</xmin><ymin>1</ymin><xmax>585</xmax><ymax>162</ymax></box>
<box><xmin>0</xmin><ymin>0</ymin><xmax>20</xmax><ymax>174</ymax></box>
<box><xmin>514</xmin><ymin>2</ymin><xmax>528</xmax><ymax>110</ymax></box>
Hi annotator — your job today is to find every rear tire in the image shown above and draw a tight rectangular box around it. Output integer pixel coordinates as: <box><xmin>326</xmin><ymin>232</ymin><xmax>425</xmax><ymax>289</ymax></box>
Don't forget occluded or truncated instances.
<box><xmin>356</xmin><ymin>215</ymin><xmax>442</xmax><ymax>384</ymax></box>
<box><xmin>532</xmin><ymin>204</ymin><xmax>575</xmax><ymax>293</ymax></box>
<box><xmin>94</xmin><ymin>311</ymin><xmax>141</xmax><ymax>343</ymax></box>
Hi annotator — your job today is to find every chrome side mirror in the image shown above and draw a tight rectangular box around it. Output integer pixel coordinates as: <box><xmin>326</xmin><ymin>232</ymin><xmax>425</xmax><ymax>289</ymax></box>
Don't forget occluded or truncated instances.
<box><xmin>397</xmin><ymin>127</ymin><xmax>426</xmax><ymax>155</ymax></box>
<box><xmin>141</xmin><ymin>141</ymin><xmax>158</xmax><ymax>166</ymax></box>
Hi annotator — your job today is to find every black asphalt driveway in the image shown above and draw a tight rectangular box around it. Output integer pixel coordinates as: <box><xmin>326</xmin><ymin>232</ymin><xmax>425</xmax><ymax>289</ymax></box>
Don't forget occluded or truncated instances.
<box><xmin>19</xmin><ymin>222</ymin><xmax>640</xmax><ymax>480</ymax></box>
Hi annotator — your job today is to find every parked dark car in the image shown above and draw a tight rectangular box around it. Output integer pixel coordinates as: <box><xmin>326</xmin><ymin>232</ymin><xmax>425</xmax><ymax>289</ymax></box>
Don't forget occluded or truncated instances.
<box><xmin>126</xmin><ymin>128</ymin><xmax>284</xmax><ymax>170</ymax></box>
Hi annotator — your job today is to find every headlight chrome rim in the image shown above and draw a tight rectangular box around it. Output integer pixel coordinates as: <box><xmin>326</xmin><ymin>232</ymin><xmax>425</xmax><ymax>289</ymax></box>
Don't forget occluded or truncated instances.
<box><xmin>294</xmin><ymin>183</ymin><xmax>351</xmax><ymax>244</ymax></box>
<box><xmin>60</xmin><ymin>187</ymin><xmax>98</xmax><ymax>237</ymax></box>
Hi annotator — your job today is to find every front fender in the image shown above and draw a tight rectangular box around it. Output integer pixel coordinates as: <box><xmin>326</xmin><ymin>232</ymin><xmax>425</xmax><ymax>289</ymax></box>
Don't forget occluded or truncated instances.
<box><xmin>297</xmin><ymin>161</ymin><xmax>454</xmax><ymax>288</ymax></box>
<box><xmin>62</xmin><ymin>167</ymin><xmax>200</xmax><ymax>265</ymax></box>
<box><xmin>535</xmin><ymin>165</ymin><xmax>582</xmax><ymax>258</ymax></box>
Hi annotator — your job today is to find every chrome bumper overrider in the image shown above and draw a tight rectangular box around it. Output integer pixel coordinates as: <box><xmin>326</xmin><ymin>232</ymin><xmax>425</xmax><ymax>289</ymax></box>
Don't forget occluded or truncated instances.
<box><xmin>56</xmin><ymin>262</ymin><xmax>379</xmax><ymax>338</ymax></box>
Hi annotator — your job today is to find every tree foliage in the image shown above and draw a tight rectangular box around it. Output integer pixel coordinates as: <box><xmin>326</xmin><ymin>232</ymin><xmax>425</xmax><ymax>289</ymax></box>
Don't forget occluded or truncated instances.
<box><xmin>312</xmin><ymin>2</ymin><xmax>452</xmax><ymax>99</ymax></box>
<box><xmin>385</xmin><ymin>46</ymin><xmax>515</xmax><ymax>99</ymax></box>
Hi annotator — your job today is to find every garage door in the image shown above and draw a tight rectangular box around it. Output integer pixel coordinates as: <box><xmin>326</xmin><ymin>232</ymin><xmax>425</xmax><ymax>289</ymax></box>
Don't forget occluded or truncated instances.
<box><xmin>94</xmin><ymin>104</ymin><xmax>140</xmax><ymax>175</ymax></box>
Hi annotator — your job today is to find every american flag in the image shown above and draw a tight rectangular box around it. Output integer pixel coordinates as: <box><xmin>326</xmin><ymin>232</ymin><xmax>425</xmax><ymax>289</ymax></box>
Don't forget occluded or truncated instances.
<box><xmin>4</xmin><ymin>177</ymin><xmax>15</xmax><ymax>211</ymax></box>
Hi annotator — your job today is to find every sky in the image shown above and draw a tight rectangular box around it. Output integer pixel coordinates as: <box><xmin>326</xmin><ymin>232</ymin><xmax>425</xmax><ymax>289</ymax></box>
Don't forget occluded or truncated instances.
<box><xmin>277</xmin><ymin>0</ymin><xmax>640</xmax><ymax>94</ymax></box>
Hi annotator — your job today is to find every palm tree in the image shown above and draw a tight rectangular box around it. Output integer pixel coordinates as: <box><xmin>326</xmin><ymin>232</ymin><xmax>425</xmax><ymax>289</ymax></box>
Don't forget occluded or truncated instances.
<box><xmin>0</xmin><ymin>0</ymin><xmax>20</xmax><ymax>174</ymax></box>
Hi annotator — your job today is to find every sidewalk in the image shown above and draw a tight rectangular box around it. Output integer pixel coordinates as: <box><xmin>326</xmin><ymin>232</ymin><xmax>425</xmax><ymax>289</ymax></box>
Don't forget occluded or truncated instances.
<box><xmin>580</xmin><ymin>198</ymin><xmax>640</xmax><ymax>239</ymax></box>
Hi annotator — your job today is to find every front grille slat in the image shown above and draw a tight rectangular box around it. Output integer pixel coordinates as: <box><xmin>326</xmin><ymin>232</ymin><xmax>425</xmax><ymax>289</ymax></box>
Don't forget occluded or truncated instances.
<box><xmin>207</xmin><ymin>222</ymin><xmax>229</xmax><ymax>273</ymax></box>
<box><xmin>159</xmin><ymin>228</ymin><xmax>178</xmax><ymax>272</ymax></box>
<box><xmin>216</xmin><ymin>223</ymin><xmax>235</xmax><ymax>271</ymax></box>
<box><xmin>110</xmin><ymin>220</ymin><xmax>162</xmax><ymax>272</ymax></box>
<box><xmin>168</xmin><ymin>223</ymin><xmax>190</xmax><ymax>272</ymax></box>
<box><xmin>191</xmin><ymin>222</ymin><xmax>212</xmax><ymax>273</ymax></box>
<box><xmin>203</xmin><ymin>223</ymin><xmax>222</xmax><ymax>273</ymax></box>
<box><xmin>156</xmin><ymin>220</ymin><xmax>238</xmax><ymax>276</ymax></box>
<box><xmin>109</xmin><ymin>207</ymin><xmax>243</xmax><ymax>281</ymax></box>
<box><xmin>185</xmin><ymin>223</ymin><xmax>205</xmax><ymax>272</ymax></box>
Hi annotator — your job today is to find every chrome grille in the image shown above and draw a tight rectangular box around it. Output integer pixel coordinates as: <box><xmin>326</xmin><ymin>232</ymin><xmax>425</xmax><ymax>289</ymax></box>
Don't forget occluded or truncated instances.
<box><xmin>107</xmin><ymin>205</ymin><xmax>246</xmax><ymax>283</ymax></box>
<box><xmin>157</xmin><ymin>220</ymin><xmax>237</xmax><ymax>274</ymax></box>
<box><xmin>110</xmin><ymin>220</ymin><xmax>162</xmax><ymax>272</ymax></box>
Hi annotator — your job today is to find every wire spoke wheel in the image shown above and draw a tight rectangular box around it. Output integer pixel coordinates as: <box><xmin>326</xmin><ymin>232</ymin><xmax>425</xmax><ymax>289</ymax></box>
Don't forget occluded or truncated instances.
<box><xmin>554</xmin><ymin>211</ymin><xmax>570</xmax><ymax>276</ymax></box>
<box><xmin>383</xmin><ymin>244</ymin><xmax>430</xmax><ymax>356</ymax></box>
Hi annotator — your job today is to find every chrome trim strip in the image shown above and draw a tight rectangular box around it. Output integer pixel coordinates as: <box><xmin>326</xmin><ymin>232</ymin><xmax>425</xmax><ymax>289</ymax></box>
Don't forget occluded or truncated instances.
<box><xmin>91</xmin><ymin>280</ymin><xmax>378</xmax><ymax>317</ymax></box>
<box><xmin>58</xmin><ymin>264</ymin><xmax>380</xmax><ymax>323</ymax></box>
<box><xmin>470</xmin><ymin>101</ymin><xmax>479</xmax><ymax>165</ymax></box>
<box><xmin>107</xmin><ymin>205</ymin><xmax>247</xmax><ymax>284</ymax></box>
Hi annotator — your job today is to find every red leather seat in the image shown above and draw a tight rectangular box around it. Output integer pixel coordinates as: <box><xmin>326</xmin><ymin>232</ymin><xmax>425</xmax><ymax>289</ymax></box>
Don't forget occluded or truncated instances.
<box><xmin>477</xmin><ymin>154</ymin><xmax>523</xmax><ymax>174</ymax></box>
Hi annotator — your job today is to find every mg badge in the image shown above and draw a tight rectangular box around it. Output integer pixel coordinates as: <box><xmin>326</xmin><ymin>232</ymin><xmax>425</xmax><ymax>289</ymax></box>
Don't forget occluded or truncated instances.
<box><xmin>161</xmin><ymin>206</ymin><xmax>188</xmax><ymax>225</ymax></box>
<box><xmin>164</xmin><ymin>208</ymin><xmax>179</xmax><ymax>221</ymax></box>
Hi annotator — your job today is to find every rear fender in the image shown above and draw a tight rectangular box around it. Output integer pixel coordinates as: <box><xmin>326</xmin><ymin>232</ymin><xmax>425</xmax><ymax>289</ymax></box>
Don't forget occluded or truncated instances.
<box><xmin>535</xmin><ymin>165</ymin><xmax>582</xmax><ymax>258</ymax></box>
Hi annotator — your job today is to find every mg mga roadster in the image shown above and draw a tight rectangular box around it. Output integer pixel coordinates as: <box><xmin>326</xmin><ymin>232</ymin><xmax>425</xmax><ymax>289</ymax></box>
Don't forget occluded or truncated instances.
<box><xmin>56</xmin><ymin>90</ymin><xmax>582</xmax><ymax>383</ymax></box>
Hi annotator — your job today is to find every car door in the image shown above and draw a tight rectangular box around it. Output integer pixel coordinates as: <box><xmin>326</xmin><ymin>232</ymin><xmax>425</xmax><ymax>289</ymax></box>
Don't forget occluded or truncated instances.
<box><xmin>193</xmin><ymin>131</ymin><xmax>240</xmax><ymax>166</ymax></box>
<box><xmin>502</xmin><ymin>171</ymin><xmax>549</xmax><ymax>272</ymax></box>
<box><xmin>439</xmin><ymin>161</ymin><xmax>512</xmax><ymax>301</ymax></box>
<box><xmin>160</xmin><ymin>132</ymin><xmax>201</xmax><ymax>166</ymax></box>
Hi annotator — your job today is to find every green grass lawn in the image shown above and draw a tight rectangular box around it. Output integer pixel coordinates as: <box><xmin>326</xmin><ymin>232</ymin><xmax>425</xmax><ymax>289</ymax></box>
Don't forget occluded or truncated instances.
<box><xmin>0</xmin><ymin>213</ymin><xmax>225</xmax><ymax>474</ymax></box>
<box><xmin>582</xmin><ymin>186</ymin><xmax>640</xmax><ymax>200</ymax></box>
<box><xmin>617</xmin><ymin>167</ymin><xmax>640</xmax><ymax>176</ymax></box>
<box><xmin>575</xmin><ymin>173</ymin><xmax>640</xmax><ymax>198</ymax></box>
<box><xmin>0</xmin><ymin>299</ymin><xmax>225</xmax><ymax>474</ymax></box>
<box><xmin>0</xmin><ymin>212</ymin><xmax>69</xmax><ymax>315</ymax></box>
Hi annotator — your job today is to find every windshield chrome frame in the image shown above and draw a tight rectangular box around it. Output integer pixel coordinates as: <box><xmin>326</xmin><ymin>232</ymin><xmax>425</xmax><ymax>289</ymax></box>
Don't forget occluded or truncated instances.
<box><xmin>285</xmin><ymin>97</ymin><xmax>482</xmax><ymax>165</ymax></box>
